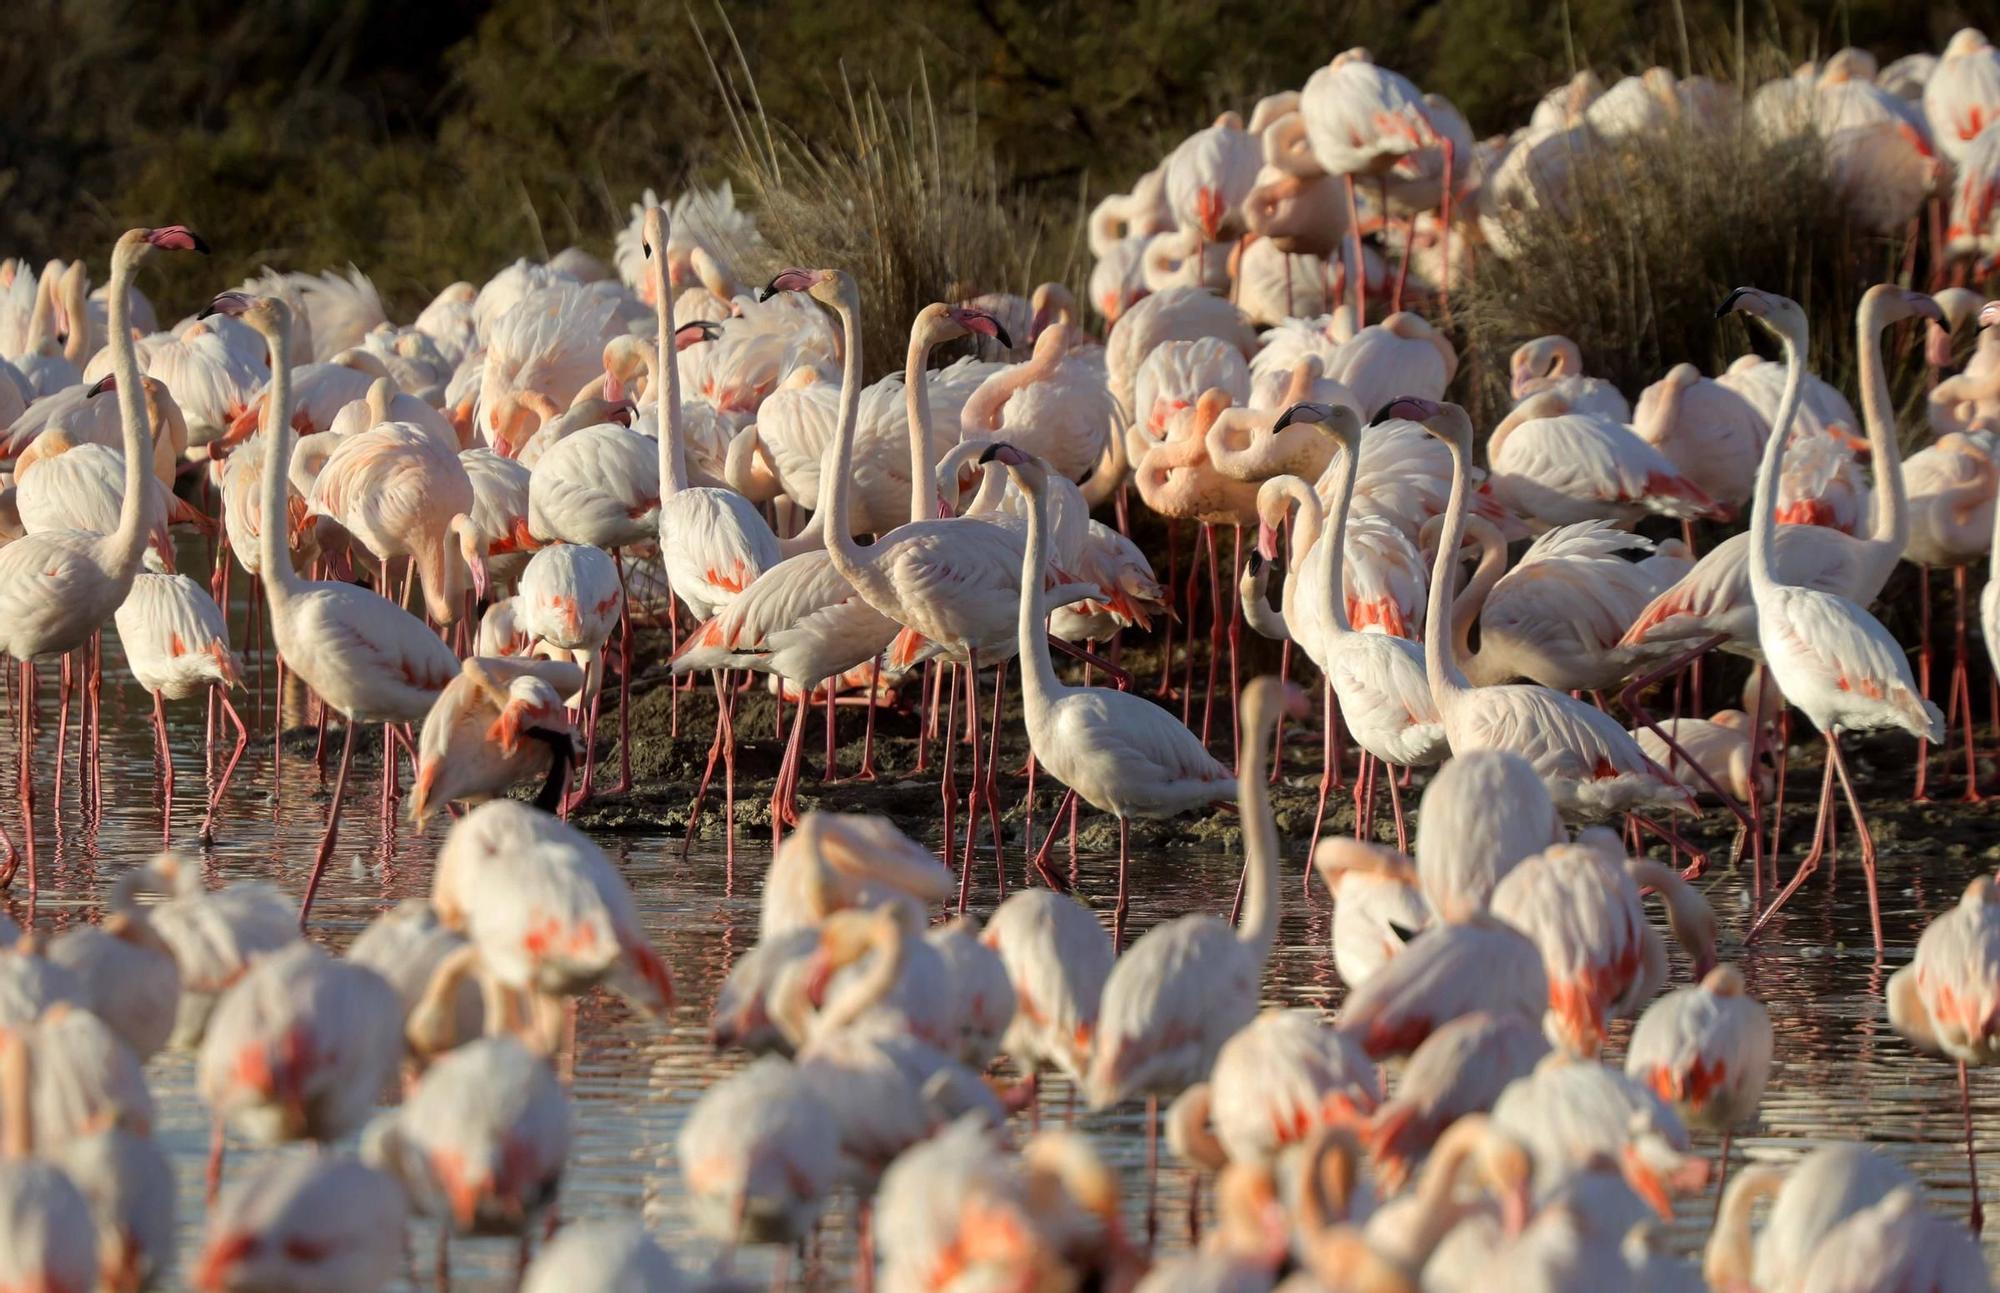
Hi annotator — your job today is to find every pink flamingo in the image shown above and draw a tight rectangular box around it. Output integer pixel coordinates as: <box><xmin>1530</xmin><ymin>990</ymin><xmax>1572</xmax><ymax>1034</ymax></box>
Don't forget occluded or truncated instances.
<box><xmin>1411</xmin><ymin>747</ymin><xmax>1564</xmax><ymax>921</ymax></box>
<box><xmin>206</xmin><ymin>291</ymin><xmax>462</xmax><ymax>925</ymax></box>
<box><xmin>514</xmin><ymin>542</ymin><xmax>621</xmax><ymax>801</ymax></box>
<box><xmin>960</xmin><ymin>320</ymin><xmax>1116</xmax><ymax>482</ymax></box>
<box><xmin>1630</xmin><ymin>362</ymin><xmax>1770</xmax><ymax>518</ymax></box>
<box><xmin>1168</xmin><ymin>1007</ymin><xmax>1380</xmax><ymax>1172</ymax></box>
<box><xmin>982</xmin><ymin>886</ymin><xmax>1115</xmax><ymax>1096</ymax></box>
<box><xmin>1506</xmin><ymin>335</ymin><xmax>1631</xmax><ymax>422</ymax></box>
<box><xmin>1925</xmin><ymin>29</ymin><xmax>2000</xmax><ymax>164</ymax></box>
<box><xmin>1335</xmin><ymin>912</ymin><xmax>1548</xmax><ymax>1060</ymax></box>
<box><xmin>1366</xmin><ymin>1012</ymin><xmax>1549</xmax><ymax>1192</ymax></box>
<box><xmin>1484</xmin><ymin>391</ymin><xmax>1721</xmax><ymax>529</ymax></box>
<box><xmin>409</xmin><ymin>655</ymin><xmax>583</xmax><ymax>823</ymax></box>
<box><xmin>1887</xmin><ymin>872</ymin><xmax>2000</xmax><ymax>1232</ymax></box>
<box><xmin>113</xmin><ymin>553</ymin><xmax>248</xmax><ymax>843</ymax></box>
<box><xmin>675</xmin><ymin>1054</ymin><xmax>839</xmax><ymax>1252</ymax></box>
<box><xmin>1719</xmin><ymin>286</ymin><xmax>1942</xmax><ymax>958</ymax></box>
<box><xmin>0</xmin><ymin>226</ymin><xmax>206</xmax><ymax>898</ymax></box>
<box><xmin>193</xmin><ymin>1153</ymin><xmax>407</xmax><ymax>1293</ymax></box>
<box><xmin>1904</xmin><ymin>426</ymin><xmax>2000</xmax><ymax>800</ymax></box>
<box><xmin>1084</xmin><ymin>676</ymin><xmax>1296</xmax><ymax>1243</ymax></box>
<box><xmin>1626</xmin><ymin>963</ymin><xmax>1773</xmax><ymax>1196</ymax></box>
<box><xmin>1312</xmin><ymin>838</ymin><xmax>1429</xmax><ymax>987</ymax></box>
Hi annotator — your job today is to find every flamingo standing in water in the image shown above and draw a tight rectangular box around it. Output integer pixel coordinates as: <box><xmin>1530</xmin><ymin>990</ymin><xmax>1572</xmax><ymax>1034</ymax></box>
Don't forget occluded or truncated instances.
<box><xmin>1887</xmin><ymin>872</ymin><xmax>2000</xmax><ymax>1232</ymax></box>
<box><xmin>1084</xmin><ymin>674</ymin><xmax>1300</xmax><ymax>1245</ymax></box>
<box><xmin>409</xmin><ymin>655</ymin><xmax>584</xmax><ymax>823</ymax></box>
<box><xmin>192</xmin><ymin>1153</ymin><xmax>407</xmax><ymax>1293</ymax></box>
<box><xmin>0</xmin><ymin>226</ymin><xmax>205</xmax><ymax>894</ymax></box>
<box><xmin>113</xmin><ymin>552</ymin><xmax>248</xmax><ymax>844</ymax></box>
<box><xmin>515</xmin><ymin>542</ymin><xmax>621</xmax><ymax>803</ymax></box>
<box><xmin>1626</xmin><ymin>962</ymin><xmax>1773</xmax><ymax>1197</ymax></box>
<box><xmin>205</xmin><ymin>291</ymin><xmax>461</xmax><ymax>925</ymax></box>
<box><xmin>988</xmin><ymin>440</ymin><xmax>1231</xmax><ymax>924</ymax></box>
<box><xmin>1718</xmin><ymin>287</ymin><xmax>1942</xmax><ymax>958</ymax></box>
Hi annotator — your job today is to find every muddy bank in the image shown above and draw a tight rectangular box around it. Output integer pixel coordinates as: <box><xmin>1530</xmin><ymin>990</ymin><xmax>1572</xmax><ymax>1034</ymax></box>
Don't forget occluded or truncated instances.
<box><xmin>556</xmin><ymin>623</ymin><xmax>2000</xmax><ymax>880</ymax></box>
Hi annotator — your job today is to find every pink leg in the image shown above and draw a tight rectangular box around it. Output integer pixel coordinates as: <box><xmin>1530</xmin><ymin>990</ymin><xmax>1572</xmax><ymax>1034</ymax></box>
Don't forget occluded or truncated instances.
<box><xmin>1200</xmin><ymin>525</ymin><xmax>1222</xmax><ymax>750</ymax></box>
<box><xmin>1155</xmin><ymin>522</ymin><xmax>1179</xmax><ymax>697</ymax></box>
<box><xmin>940</xmin><ymin>665</ymin><xmax>960</xmax><ymax>874</ymax></box>
<box><xmin>298</xmin><ymin>718</ymin><xmax>360</xmax><ymax>928</ymax></box>
<box><xmin>1386</xmin><ymin>760</ymin><xmax>1408</xmax><ymax>853</ymax></box>
<box><xmin>201</xmin><ymin>690</ymin><xmax>251</xmax><ymax>843</ymax></box>
<box><xmin>1825</xmin><ymin>737</ymin><xmax>1884</xmax><ymax>960</ymax></box>
<box><xmin>153</xmin><ymin>692</ymin><xmax>173</xmax><ymax>845</ymax></box>
<box><xmin>1113</xmin><ymin>816</ymin><xmax>1131</xmax><ymax>951</ymax></box>
<box><xmin>1307</xmin><ymin>677</ymin><xmax>1336</xmax><ymax>895</ymax></box>
<box><xmin>1917</xmin><ymin>566</ymin><xmax>1934</xmax><ymax>801</ymax></box>
<box><xmin>770</xmin><ymin>694</ymin><xmax>809</xmax><ymax>849</ymax></box>
<box><xmin>1962</xmin><ymin>1061</ymin><xmax>1985</xmax><ymax>1234</ymax></box>
<box><xmin>1027</xmin><ymin>788</ymin><xmax>1077</xmax><ymax>893</ymax></box>
<box><xmin>1953</xmin><ymin>567</ymin><xmax>1983</xmax><ymax>802</ymax></box>
<box><xmin>612</xmin><ymin>552</ymin><xmax>634</xmax><ymax>794</ymax></box>
<box><xmin>1748</xmin><ymin>739</ymin><xmax>1838</xmax><ymax>943</ymax></box>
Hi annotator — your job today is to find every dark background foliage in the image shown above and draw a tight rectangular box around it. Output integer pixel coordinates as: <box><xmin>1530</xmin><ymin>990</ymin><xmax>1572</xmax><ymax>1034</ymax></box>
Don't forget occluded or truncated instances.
<box><xmin>0</xmin><ymin>0</ymin><xmax>1973</xmax><ymax>318</ymax></box>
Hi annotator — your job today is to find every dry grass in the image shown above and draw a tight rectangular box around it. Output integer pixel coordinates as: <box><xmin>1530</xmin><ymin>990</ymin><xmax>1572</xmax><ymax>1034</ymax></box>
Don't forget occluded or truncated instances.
<box><xmin>704</xmin><ymin>23</ymin><xmax>1079</xmax><ymax>377</ymax></box>
<box><xmin>1455</xmin><ymin>115</ymin><xmax>1920</xmax><ymax>423</ymax></box>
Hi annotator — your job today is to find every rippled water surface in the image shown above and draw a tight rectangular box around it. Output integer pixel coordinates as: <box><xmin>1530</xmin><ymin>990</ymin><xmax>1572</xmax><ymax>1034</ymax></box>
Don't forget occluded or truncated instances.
<box><xmin>16</xmin><ymin>598</ymin><xmax>2000</xmax><ymax>1287</ymax></box>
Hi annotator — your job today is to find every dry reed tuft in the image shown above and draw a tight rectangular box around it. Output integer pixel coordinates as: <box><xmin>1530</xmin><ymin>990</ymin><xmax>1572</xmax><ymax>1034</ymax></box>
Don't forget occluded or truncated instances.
<box><xmin>703</xmin><ymin>24</ymin><xmax>1077</xmax><ymax>376</ymax></box>
<box><xmin>1456</xmin><ymin>115</ymin><xmax>1933</xmax><ymax>432</ymax></box>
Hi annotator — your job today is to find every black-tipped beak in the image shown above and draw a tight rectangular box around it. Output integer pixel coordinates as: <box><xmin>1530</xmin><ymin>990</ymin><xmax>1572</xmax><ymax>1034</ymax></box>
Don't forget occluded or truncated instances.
<box><xmin>977</xmin><ymin>443</ymin><xmax>1003</xmax><ymax>465</ymax></box>
<box><xmin>991</xmin><ymin>322</ymin><xmax>1014</xmax><ymax>350</ymax></box>
<box><xmin>1245</xmin><ymin>551</ymin><xmax>1263</xmax><ymax>576</ymax></box>
<box><xmin>1272</xmin><ymin>407</ymin><xmax>1297</xmax><ymax>433</ymax></box>
<box><xmin>1714</xmin><ymin>288</ymin><xmax>1750</xmax><ymax>319</ymax></box>
<box><xmin>86</xmin><ymin>375</ymin><xmax>114</xmax><ymax>398</ymax></box>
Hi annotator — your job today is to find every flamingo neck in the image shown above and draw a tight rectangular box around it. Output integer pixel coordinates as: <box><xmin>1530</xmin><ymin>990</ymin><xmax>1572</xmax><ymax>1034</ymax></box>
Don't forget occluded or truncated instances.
<box><xmin>1236</xmin><ymin>687</ymin><xmax>1280</xmax><ymax>963</ymax></box>
<box><xmin>103</xmin><ymin>239</ymin><xmax>155</xmax><ymax>581</ymax></box>
<box><xmin>1320</xmin><ymin>442</ymin><xmax>1360</xmax><ymax>636</ymax></box>
<box><xmin>1855</xmin><ymin>298</ymin><xmax>1908</xmax><ymax>556</ymax></box>
<box><xmin>1448</xmin><ymin>519</ymin><xmax>1509</xmax><ymax>684</ymax></box>
<box><xmin>1422</xmin><ymin>429</ymin><xmax>1471</xmax><ymax>710</ymax></box>
<box><xmin>1016</xmin><ymin>471</ymin><xmax>1065</xmax><ymax>725</ymax></box>
<box><xmin>0</xmin><ymin>1031</ymin><xmax>28</xmax><ymax>1157</ymax></box>
<box><xmin>904</xmin><ymin>320</ymin><xmax>942</xmax><ymax>523</ymax></box>
<box><xmin>257</xmin><ymin>316</ymin><xmax>307</xmax><ymax>603</ymax></box>
<box><xmin>1748</xmin><ymin>330</ymin><xmax>1808</xmax><ymax>598</ymax></box>
<box><xmin>656</xmin><ymin>242</ymin><xmax>688</xmax><ymax>496</ymax></box>
<box><xmin>818</xmin><ymin>287</ymin><xmax>871</xmax><ymax>578</ymax></box>
<box><xmin>818</xmin><ymin>917</ymin><xmax>906</xmax><ymax>1036</ymax></box>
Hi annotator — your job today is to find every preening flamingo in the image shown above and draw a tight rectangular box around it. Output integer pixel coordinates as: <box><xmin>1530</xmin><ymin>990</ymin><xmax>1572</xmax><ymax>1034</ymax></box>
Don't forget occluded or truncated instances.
<box><xmin>1410</xmin><ymin>747</ymin><xmax>1564</xmax><ymax>920</ymax></box>
<box><xmin>206</xmin><ymin>291</ymin><xmax>461</xmax><ymax>925</ymax></box>
<box><xmin>410</xmin><ymin>655</ymin><xmax>584</xmax><ymax>823</ymax></box>
<box><xmin>1506</xmin><ymin>335</ymin><xmax>1631</xmax><ymax>422</ymax></box>
<box><xmin>1484</xmin><ymin>390</ymin><xmax>1720</xmax><ymax>529</ymax></box>
<box><xmin>192</xmin><ymin>1153</ymin><xmax>406</xmax><ymax>1293</ymax></box>
<box><xmin>1718</xmin><ymin>287</ymin><xmax>1942</xmax><ymax>957</ymax></box>
<box><xmin>0</xmin><ymin>226</ymin><xmax>206</xmax><ymax>897</ymax></box>
<box><xmin>1366</xmin><ymin>1012</ymin><xmax>1549</xmax><ymax>1191</ymax></box>
<box><xmin>982</xmin><ymin>887</ymin><xmax>1115</xmax><ymax>1094</ymax></box>
<box><xmin>675</xmin><ymin>1054</ymin><xmax>839</xmax><ymax>1249</ymax></box>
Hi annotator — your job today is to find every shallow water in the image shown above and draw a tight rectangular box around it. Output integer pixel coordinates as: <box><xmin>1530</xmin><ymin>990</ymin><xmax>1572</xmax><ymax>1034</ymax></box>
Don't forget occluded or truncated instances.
<box><xmin>14</xmin><ymin>598</ymin><xmax>2000</xmax><ymax>1287</ymax></box>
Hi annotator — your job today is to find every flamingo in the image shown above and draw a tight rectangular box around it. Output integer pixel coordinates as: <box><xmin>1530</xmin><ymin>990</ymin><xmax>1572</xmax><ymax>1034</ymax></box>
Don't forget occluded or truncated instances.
<box><xmin>45</xmin><ymin>864</ymin><xmax>181</xmax><ymax>1060</ymax></box>
<box><xmin>1887</xmin><ymin>872</ymin><xmax>2000</xmax><ymax>1232</ymax></box>
<box><xmin>1705</xmin><ymin>1144</ymin><xmax>1926</xmax><ymax>1290</ymax></box>
<box><xmin>1488</xmin><ymin>831</ymin><xmax>1717</xmax><ymax>1056</ymax></box>
<box><xmin>1336</xmin><ymin>912</ymin><xmax>1548</xmax><ymax>1060</ymax></box>
<box><xmin>1925</xmin><ymin>29</ymin><xmax>2000</xmax><ymax>163</ymax></box>
<box><xmin>1906</xmin><ymin>426</ymin><xmax>2000</xmax><ymax>799</ymax></box>
<box><xmin>0</xmin><ymin>227</ymin><xmax>205</xmax><ymax>893</ymax></box>
<box><xmin>409</xmin><ymin>655</ymin><xmax>583</xmax><ymax>823</ymax></box>
<box><xmin>1506</xmin><ymin>335</ymin><xmax>1631</xmax><ymax>422</ymax></box>
<box><xmin>192</xmin><ymin>1153</ymin><xmax>406</xmax><ymax>1293</ymax></box>
<box><xmin>430</xmin><ymin>800</ymin><xmax>675</xmax><ymax>1051</ymax></box>
<box><xmin>206</xmin><ymin>291</ymin><xmax>462</xmax><ymax>924</ymax></box>
<box><xmin>959</xmin><ymin>320</ymin><xmax>1116</xmax><ymax>482</ymax></box>
<box><xmin>515</xmin><ymin>542</ymin><xmax>621</xmax><ymax>801</ymax></box>
<box><xmin>1084</xmin><ymin>675</ymin><xmax>1299</xmax><ymax>1241</ymax></box>
<box><xmin>676</xmin><ymin>1054</ymin><xmax>839</xmax><ymax>1250</ymax></box>
<box><xmin>520</xmin><ymin>1220</ymin><xmax>698</xmax><ymax>1292</ymax></box>
<box><xmin>1491</xmin><ymin>1054</ymin><xmax>1708</xmax><ymax>1217</ymax></box>
<box><xmin>344</xmin><ymin>897</ymin><xmax>482</xmax><ymax>1057</ymax></box>
<box><xmin>1627</xmin><ymin>962</ymin><xmax>1773</xmax><ymax>1192</ymax></box>
<box><xmin>0</xmin><ymin>1159</ymin><xmax>96</xmax><ymax>1293</ymax></box>
<box><xmin>926</xmin><ymin>917</ymin><xmax>1016</xmax><ymax>1069</ymax></box>
<box><xmin>44</xmin><ymin>1122</ymin><xmax>175</xmax><ymax>1293</ymax></box>
<box><xmin>113</xmin><ymin>550</ymin><xmax>248</xmax><ymax>843</ymax></box>
<box><xmin>991</xmin><ymin>440</ymin><xmax>1231</xmax><ymax>918</ymax></box>
<box><xmin>362</xmin><ymin>1035</ymin><xmax>570</xmax><ymax>1250</ymax></box>
<box><xmin>195</xmin><ymin>941</ymin><xmax>402</xmax><ymax>1152</ymax></box>
<box><xmin>1410</xmin><ymin>748</ymin><xmax>1565</xmax><ymax>921</ymax></box>
<box><xmin>1485</xmin><ymin>391</ymin><xmax>1721</xmax><ymax>529</ymax></box>
<box><xmin>981</xmin><ymin>887</ymin><xmax>1114</xmax><ymax>1096</ymax></box>
<box><xmin>1630</xmin><ymin>362</ymin><xmax>1771</xmax><ymax>516</ymax></box>
<box><xmin>1312</xmin><ymin>838</ymin><xmax>1429</xmax><ymax>988</ymax></box>
<box><xmin>1718</xmin><ymin>287</ymin><xmax>1943</xmax><ymax>957</ymax></box>
<box><xmin>756</xmin><ymin>810</ymin><xmax>953</xmax><ymax>939</ymax></box>
<box><xmin>1323</xmin><ymin>312</ymin><xmax>1457</xmax><ymax>418</ymax></box>
<box><xmin>1400</xmin><ymin>397</ymin><xmax>1692</xmax><ymax>820</ymax></box>
<box><xmin>1365</xmin><ymin>1012</ymin><xmax>1549</xmax><ymax>1192</ymax></box>
<box><xmin>1167</xmin><ymin>1007</ymin><xmax>1379</xmax><ymax>1171</ymax></box>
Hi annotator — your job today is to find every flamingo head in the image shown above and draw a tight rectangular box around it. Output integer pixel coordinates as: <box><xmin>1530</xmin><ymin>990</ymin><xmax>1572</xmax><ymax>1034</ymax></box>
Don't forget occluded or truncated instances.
<box><xmin>201</xmin><ymin>291</ymin><xmax>291</xmax><ymax>345</ymax></box>
<box><xmin>1274</xmin><ymin>399</ymin><xmax>1360</xmax><ymax>449</ymax></box>
<box><xmin>143</xmin><ymin>225</ymin><xmax>209</xmax><ymax>254</ymax></box>
<box><xmin>947</xmin><ymin>304</ymin><xmax>1012</xmax><ymax>350</ymax></box>
<box><xmin>1509</xmin><ymin>335</ymin><xmax>1571</xmax><ymax>399</ymax></box>
<box><xmin>1715</xmin><ymin>286</ymin><xmax>1807</xmax><ymax>348</ymax></box>
<box><xmin>1027</xmin><ymin>282</ymin><xmax>1075</xmax><ymax>341</ymax></box>
<box><xmin>673</xmin><ymin>319</ymin><xmax>723</xmax><ymax>350</ymax></box>
<box><xmin>759</xmin><ymin>267</ymin><xmax>832</xmax><ymax>300</ymax></box>
<box><xmin>86</xmin><ymin>373</ymin><xmax>116</xmax><ymax>398</ymax></box>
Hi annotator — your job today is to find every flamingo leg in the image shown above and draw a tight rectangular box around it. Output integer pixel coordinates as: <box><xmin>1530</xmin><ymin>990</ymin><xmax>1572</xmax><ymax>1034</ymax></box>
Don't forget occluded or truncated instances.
<box><xmin>1271</xmin><ymin>638</ymin><xmax>1292</xmax><ymax>785</ymax></box>
<box><xmin>153</xmin><ymin>692</ymin><xmax>172</xmax><ymax>845</ymax></box>
<box><xmin>18</xmin><ymin>660</ymin><xmax>36</xmax><ymax>906</ymax></box>
<box><xmin>1825</xmin><ymin>736</ymin><xmax>1884</xmax><ymax>959</ymax></box>
<box><xmin>852</xmin><ymin>656</ymin><xmax>882</xmax><ymax>780</ymax></box>
<box><xmin>1180</xmin><ymin>526</ymin><xmax>1205</xmax><ymax>724</ymax></box>
<box><xmin>298</xmin><ymin>717</ymin><xmax>360</xmax><ymax>928</ymax></box>
<box><xmin>1437</xmin><ymin>136</ymin><xmax>1455</xmax><ymax>322</ymax></box>
<box><xmin>612</xmin><ymin>551</ymin><xmax>634</xmax><ymax>794</ymax></box>
<box><xmin>1114</xmin><ymin>815</ymin><xmax>1131</xmax><ymax>951</ymax></box>
<box><xmin>1201</xmin><ymin>524</ymin><xmax>1222</xmax><ymax>750</ymax></box>
<box><xmin>940</xmin><ymin>665</ymin><xmax>960</xmax><ymax>874</ymax></box>
<box><xmin>1748</xmin><ymin>740</ymin><xmax>1838</xmax><ymax>943</ymax></box>
<box><xmin>53</xmin><ymin>652</ymin><xmax>70</xmax><ymax>817</ymax></box>
<box><xmin>823</xmin><ymin>683</ymin><xmax>839</xmax><ymax>781</ymax></box>
<box><xmin>1953</xmin><ymin>566</ymin><xmax>1983</xmax><ymax>801</ymax></box>
<box><xmin>982</xmin><ymin>656</ymin><xmax>1008</xmax><ymax>901</ymax></box>
<box><xmin>1155</xmin><ymin>521</ymin><xmax>1179</xmax><ymax>696</ymax></box>
<box><xmin>1618</xmin><ymin>635</ymin><xmax>1754</xmax><ymax>835</ymax></box>
<box><xmin>1144</xmin><ymin>1093</ymin><xmax>1161</xmax><ymax>1254</ymax></box>
<box><xmin>1917</xmin><ymin>565</ymin><xmax>1934</xmax><ymax>800</ymax></box>
<box><xmin>1386</xmin><ymin>758</ymin><xmax>1408</xmax><ymax>853</ymax></box>
<box><xmin>202</xmin><ymin>689</ymin><xmax>251</xmax><ymax>844</ymax></box>
<box><xmin>1307</xmin><ymin>677</ymin><xmax>1337</xmax><ymax>896</ymax></box>
<box><xmin>1343</xmin><ymin>173</ymin><xmax>1366</xmax><ymax>327</ymax></box>
<box><xmin>770</xmin><ymin>694</ymin><xmax>810</xmax><ymax>849</ymax></box>
<box><xmin>1963</xmin><ymin>1060</ymin><xmax>1985</xmax><ymax>1235</ymax></box>
<box><xmin>206</xmin><ymin>1117</ymin><xmax>226</xmax><ymax>1208</ymax></box>
<box><xmin>1027</xmin><ymin>788</ymin><xmax>1077</xmax><ymax>893</ymax></box>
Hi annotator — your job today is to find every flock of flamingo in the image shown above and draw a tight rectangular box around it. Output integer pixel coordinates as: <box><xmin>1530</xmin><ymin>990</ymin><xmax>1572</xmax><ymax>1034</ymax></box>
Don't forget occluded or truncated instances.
<box><xmin>3</xmin><ymin>24</ymin><xmax>2000</xmax><ymax>1293</ymax></box>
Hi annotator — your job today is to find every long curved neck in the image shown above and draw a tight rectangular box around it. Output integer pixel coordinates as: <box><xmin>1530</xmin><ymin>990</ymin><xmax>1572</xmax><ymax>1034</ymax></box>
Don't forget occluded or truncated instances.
<box><xmin>1236</xmin><ymin>690</ymin><xmax>1280</xmax><ymax>962</ymax></box>
<box><xmin>1016</xmin><ymin>476</ymin><xmax>1065</xmax><ymax>725</ymax></box>
<box><xmin>1449</xmin><ymin>520</ymin><xmax>1508</xmax><ymax>681</ymax></box>
<box><xmin>1748</xmin><ymin>329</ymin><xmax>1808</xmax><ymax>597</ymax></box>
<box><xmin>657</xmin><ymin>253</ymin><xmax>688</xmax><ymax>495</ymax></box>
<box><xmin>1321</xmin><ymin>441</ymin><xmax>1359</xmax><ymax>635</ymax></box>
<box><xmin>103</xmin><ymin>241</ymin><xmax>154</xmax><ymax>577</ymax></box>
<box><xmin>904</xmin><ymin>320</ymin><xmax>942</xmax><ymax>523</ymax></box>
<box><xmin>258</xmin><ymin>318</ymin><xmax>307</xmax><ymax>601</ymax></box>
<box><xmin>819</xmin><ymin>919</ymin><xmax>906</xmax><ymax>1035</ymax></box>
<box><xmin>1855</xmin><ymin>299</ymin><xmax>1908</xmax><ymax>554</ymax></box>
<box><xmin>0</xmin><ymin>1031</ymin><xmax>28</xmax><ymax>1157</ymax></box>
<box><xmin>61</xmin><ymin>264</ymin><xmax>89</xmax><ymax>365</ymax></box>
<box><xmin>819</xmin><ymin>286</ymin><xmax>872</xmax><ymax>577</ymax></box>
<box><xmin>1703</xmin><ymin>1167</ymin><xmax>1786</xmax><ymax>1289</ymax></box>
<box><xmin>1270</xmin><ymin>477</ymin><xmax>1322</xmax><ymax>570</ymax></box>
<box><xmin>1423</xmin><ymin>430</ymin><xmax>1472</xmax><ymax>708</ymax></box>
